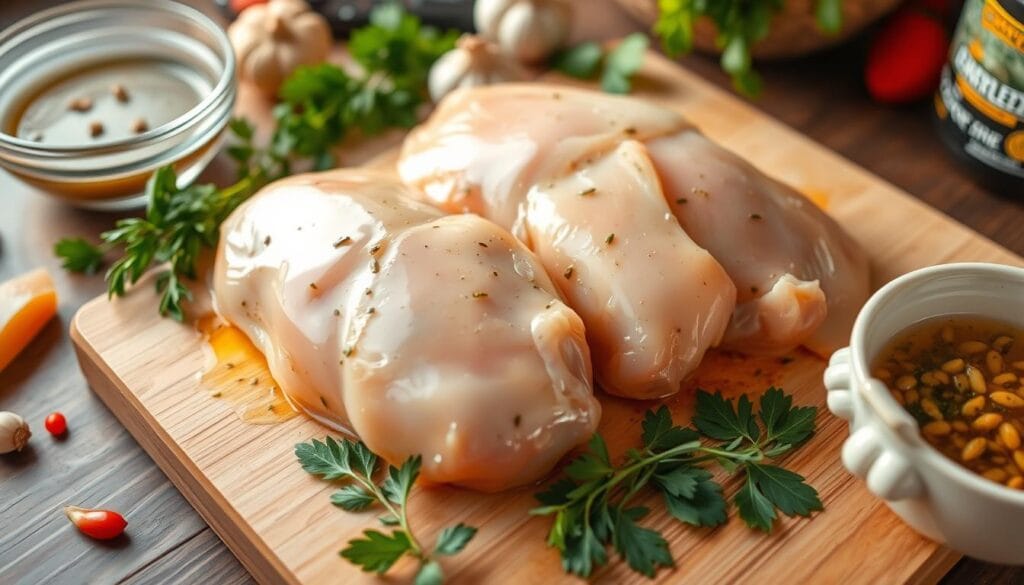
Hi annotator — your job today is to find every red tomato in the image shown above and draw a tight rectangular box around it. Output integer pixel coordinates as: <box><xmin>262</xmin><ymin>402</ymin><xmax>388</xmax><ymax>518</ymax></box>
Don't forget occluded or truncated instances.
<box><xmin>64</xmin><ymin>506</ymin><xmax>127</xmax><ymax>540</ymax></box>
<box><xmin>865</xmin><ymin>9</ymin><xmax>950</xmax><ymax>104</ymax></box>
<box><xmin>230</xmin><ymin>0</ymin><xmax>267</xmax><ymax>13</ymax></box>
<box><xmin>44</xmin><ymin>412</ymin><xmax>67</xmax><ymax>436</ymax></box>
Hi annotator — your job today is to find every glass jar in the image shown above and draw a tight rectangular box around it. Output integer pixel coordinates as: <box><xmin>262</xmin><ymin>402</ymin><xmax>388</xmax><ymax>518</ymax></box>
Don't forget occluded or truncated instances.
<box><xmin>0</xmin><ymin>0</ymin><xmax>236</xmax><ymax>210</ymax></box>
<box><xmin>934</xmin><ymin>0</ymin><xmax>1024</xmax><ymax>192</ymax></box>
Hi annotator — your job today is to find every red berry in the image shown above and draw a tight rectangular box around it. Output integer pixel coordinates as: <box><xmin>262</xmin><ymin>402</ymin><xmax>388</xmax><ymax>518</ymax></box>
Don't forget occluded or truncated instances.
<box><xmin>865</xmin><ymin>9</ymin><xmax>949</xmax><ymax>104</ymax></box>
<box><xmin>44</xmin><ymin>412</ymin><xmax>67</xmax><ymax>436</ymax></box>
<box><xmin>64</xmin><ymin>506</ymin><xmax>127</xmax><ymax>540</ymax></box>
<box><xmin>230</xmin><ymin>0</ymin><xmax>266</xmax><ymax>13</ymax></box>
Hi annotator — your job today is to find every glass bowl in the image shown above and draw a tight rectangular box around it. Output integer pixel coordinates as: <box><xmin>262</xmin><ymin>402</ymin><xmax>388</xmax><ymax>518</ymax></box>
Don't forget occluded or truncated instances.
<box><xmin>0</xmin><ymin>0</ymin><xmax>236</xmax><ymax>210</ymax></box>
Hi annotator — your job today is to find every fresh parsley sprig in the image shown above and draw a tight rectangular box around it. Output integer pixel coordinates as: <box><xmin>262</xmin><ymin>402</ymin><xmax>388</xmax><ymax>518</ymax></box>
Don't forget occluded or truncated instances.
<box><xmin>54</xmin><ymin>4</ymin><xmax>456</xmax><ymax>320</ymax></box>
<box><xmin>531</xmin><ymin>387</ymin><xmax>821</xmax><ymax>578</ymax></box>
<box><xmin>654</xmin><ymin>0</ymin><xmax>843</xmax><ymax>96</ymax></box>
<box><xmin>296</xmin><ymin>437</ymin><xmax>477</xmax><ymax>584</ymax></box>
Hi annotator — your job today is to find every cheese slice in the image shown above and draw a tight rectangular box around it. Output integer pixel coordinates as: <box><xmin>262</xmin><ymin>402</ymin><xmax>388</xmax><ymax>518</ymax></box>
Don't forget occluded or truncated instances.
<box><xmin>0</xmin><ymin>268</ymin><xmax>57</xmax><ymax>372</ymax></box>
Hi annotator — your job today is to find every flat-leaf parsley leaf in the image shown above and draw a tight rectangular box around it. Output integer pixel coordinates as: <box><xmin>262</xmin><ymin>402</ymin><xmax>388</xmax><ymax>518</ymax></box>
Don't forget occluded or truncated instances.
<box><xmin>296</xmin><ymin>437</ymin><xmax>477</xmax><ymax>583</ymax></box>
<box><xmin>531</xmin><ymin>387</ymin><xmax>821</xmax><ymax>578</ymax></box>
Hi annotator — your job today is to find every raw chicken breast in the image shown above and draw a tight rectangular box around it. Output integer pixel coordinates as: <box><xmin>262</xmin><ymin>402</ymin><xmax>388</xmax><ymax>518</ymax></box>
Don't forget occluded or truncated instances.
<box><xmin>525</xmin><ymin>140</ymin><xmax>736</xmax><ymax>398</ymax></box>
<box><xmin>399</xmin><ymin>84</ymin><xmax>869</xmax><ymax>367</ymax></box>
<box><xmin>213</xmin><ymin>170</ymin><xmax>600</xmax><ymax>491</ymax></box>
<box><xmin>646</xmin><ymin>131</ymin><xmax>870</xmax><ymax>356</ymax></box>
<box><xmin>400</xmin><ymin>85</ymin><xmax>736</xmax><ymax>399</ymax></box>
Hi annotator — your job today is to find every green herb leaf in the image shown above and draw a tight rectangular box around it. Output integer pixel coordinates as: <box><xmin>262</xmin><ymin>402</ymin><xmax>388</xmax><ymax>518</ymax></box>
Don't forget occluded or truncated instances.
<box><xmin>434</xmin><ymin>523</ymin><xmax>477</xmax><ymax>556</ymax></box>
<box><xmin>534</xmin><ymin>387</ymin><xmax>820</xmax><ymax>578</ymax></box>
<box><xmin>735</xmin><ymin>472</ymin><xmax>776</xmax><ymax>532</ymax></box>
<box><xmin>746</xmin><ymin>463</ymin><xmax>822</xmax><ymax>518</ymax></box>
<box><xmin>654</xmin><ymin>0</ymin><xmax>828</xmax><ymax>96</ymax></box>
<box><xmin>692</xmin><ymin>390</ymin><xmax>759</xmax><ymax>443</ymax></box>
<box><xmin>331</xmin><ymin>485</ymin><xmax>377</xmax><ymax>511</ymax></box>
<box><xmin>555</xmin><ymin>42</ymin><xmax>605</xmax><ymax>79</ymax></box>
<box><xmin>562</xmin><ymin>520</ymin><xmax>607</xmax><ymax>577</ymax></box>
<box><xmin>654</xmin><ymin>0</ymin><xmax>694</xmax><ymax>57</ymax></box>
<box><xmin>641</xmin><ymin>405</ymin><xmax>699</xmax><ymax>452</ymax></box>
<box><xmin>601</xmin><ymin>33</ymin><xmax>649</xmax><ymax>94</ymax></box>
<box><xmin>54</xmin><ymin>238</ymin><xmax>106</xmax><ymax>274</ymax></box>
<box><xmin>298</xmin><ymin>436</ymin><xmax>477</xmax><ymax>582</ymax></box>
<box><xmin>295</xmin><ymin>436</ymin><xmax>354</xmax><ymax>480</ymax></box>
<box><xmin>155</xmin><ymin>270</ymin><xmax>191</xmax><ymax>322</ymax></box>
<box><xmin>815</xmin><ymin>0</ymin><xmax>843</xmax><ymax>35</ymax></box>
<box><xmin>229</xmin><ymin>116</ymin><xmax>254</xmax><ymax>140</ymax></box>
<box><xmin>757</xmin><ymin>386</ymin><xmax>790</xmax><ymax>437</ymax></box>
<box><xmin>382</xmin><ymin>455</ymin><xmax>421</xmax><ymax>505</ymax></box>
<box><xmin>659</xmin><ymin>469</ymin><xmax>728</xmax><ymax>527</ymax></box>
<box><xmin>653</xmin><ymin>465</ymin><xmax>701</xmax><ymax>499</ymax></box>
<box><xmin>759</xmin><ymin>387</ymin><xmax>817</xmax><ymax>447</ymax></box>
<box><xmin>414</xmin><ymin>560</ymin><xmax>444</xmax><ymax>585</ymax></box>
<box><xmin>565</xmin><ymin>434</ymin><xmax>613</xmax><ymax>481</ymax></box>
<box><xmin>349</xmin><ymin>440</ymin><xmax>380</xmax><ymax>478</ymax></box>
<box><xmin>612</xmin><ymin>509</ymin><xmax>674</xmax><ymax>577</ymax></box>
<box><xmin>348</xmin><ymin>3</ymin><xmax>457</xmax><ymax>90</ymax></box>
<box><xmin>720</xmin><ymin>35</ymin><xmax>751</xmax><ymax>76</ymax></box>
<box><xmin>340</xmin><ymin>529</ymin><xmax>412</xmax><ymax>573</ymax></box>
<box><xmin>533</xmin><ymin>478</ymin><xmax>578</xmax><ymax>510</ymax></box>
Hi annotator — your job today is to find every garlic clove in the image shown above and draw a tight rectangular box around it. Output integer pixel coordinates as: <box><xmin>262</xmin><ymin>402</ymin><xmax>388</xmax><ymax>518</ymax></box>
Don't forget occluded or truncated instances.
<box><xmin>428</xmin><ymin>35</ymin><xmax>529</xmax><ymax>102</ymax></box>
<box><xmin>474</xmin><ymin>0</ymin><xmax>571</xmax><ymax>65</ymax></box>
<box><xmin>0</xmin><ymin>411</ymin><xmax>31</xmax><ymax>454</ymax></box>
<box><xmin>228</xmin><ymin>0</ymin><xmax>332</xmax><ymax>98</ymax></box>
<box><xmin>473</xmin><ymin>0</ymin><xmax>508</xmax><ymax>42</ymax></box>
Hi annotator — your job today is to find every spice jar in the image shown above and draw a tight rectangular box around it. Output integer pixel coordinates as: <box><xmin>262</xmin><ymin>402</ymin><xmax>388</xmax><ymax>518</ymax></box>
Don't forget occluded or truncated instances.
<box><xmin>934</xmin><ymin>0</ymin><xmax>1024</xmax><ymax>192</ymax></box>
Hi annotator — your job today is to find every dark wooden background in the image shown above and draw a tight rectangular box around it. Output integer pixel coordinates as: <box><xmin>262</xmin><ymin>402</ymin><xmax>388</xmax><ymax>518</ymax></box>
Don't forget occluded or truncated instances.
<box><xmin>1</xmin><ymin>1</ymin><xmax>1021</xmax><ymax>583</ymax></box>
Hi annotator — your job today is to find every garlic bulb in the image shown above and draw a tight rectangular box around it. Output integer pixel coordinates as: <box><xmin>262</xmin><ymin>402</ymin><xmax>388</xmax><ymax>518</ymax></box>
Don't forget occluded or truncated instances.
<box><xmin>428</xmin><ymin>36</ymin><xmax>528</xmax><ymax>102</ymax></box>
<box><xmin>474</xmin><ymin>0</ymin><xmax>571</xmax><ymax>64</ymax></box>
<box><xmin>0</xmin><ymin>412</ymin><xmax>30</xmax><ymax>454</ymax></box>
<box><xmin>228</xmin><ymin>0</ymin><xmax>332</xmax><ymax>98</ymax></box>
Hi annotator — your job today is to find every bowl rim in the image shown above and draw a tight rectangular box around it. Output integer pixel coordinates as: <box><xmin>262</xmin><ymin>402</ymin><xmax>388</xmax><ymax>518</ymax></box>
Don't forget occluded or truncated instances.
<box><xmin>850</xmin><ymin>261</ymin><xmax>1024</xmax><ymax>505</ymax></box>
<box><xmin>0</xmin><ymin>0</ymin><xmax>235</xmax><ymax>156</ymax></box>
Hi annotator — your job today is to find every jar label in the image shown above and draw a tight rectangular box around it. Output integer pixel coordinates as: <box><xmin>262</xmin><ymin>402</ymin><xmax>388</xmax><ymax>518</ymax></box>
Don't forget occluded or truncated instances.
<box><xmin>937</xmin><ymin>0</ymin><xmax>1024</xmax><ymax>178</ymax></box>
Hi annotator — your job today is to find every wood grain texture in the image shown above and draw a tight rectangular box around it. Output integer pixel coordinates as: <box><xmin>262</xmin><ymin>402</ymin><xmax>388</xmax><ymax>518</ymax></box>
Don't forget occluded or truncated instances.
<box><xmin>0</xmin><ymin>1</ymin><xmax>1020</xmax><ymax>584</ymax></box>
<box><xmin>67</xmin><ymin>50</ymin><xmax>1024</xmax><ymax>585</ymax></box>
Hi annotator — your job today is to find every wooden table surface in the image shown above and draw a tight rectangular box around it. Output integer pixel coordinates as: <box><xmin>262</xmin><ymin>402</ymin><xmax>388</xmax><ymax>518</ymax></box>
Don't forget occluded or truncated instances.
<box><xmin>0</xmin><ymin>1</ymin><xmax>1021</xmax><ymax>584</ymax></box>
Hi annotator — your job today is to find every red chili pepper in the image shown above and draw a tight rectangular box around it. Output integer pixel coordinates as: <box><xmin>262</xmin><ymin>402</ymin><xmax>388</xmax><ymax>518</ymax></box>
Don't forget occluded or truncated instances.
<box><xmin>44</xmin><ymin>412</ymin><xmax>66</xmax><ymax>436</ymax></box>
<box><xmin>229</xmin><ymin>0</ymin><xmax>267</xmax><ymax>14</ymax></box>
<box><xmin>865</xmin><ymin>5</ymin><xmax>950</xmax><ymax>104</ymax></box>
<box><xmin>64</xmin><ymin>506</ymin><xmax>127</xmax><ymax>540</ymax></box>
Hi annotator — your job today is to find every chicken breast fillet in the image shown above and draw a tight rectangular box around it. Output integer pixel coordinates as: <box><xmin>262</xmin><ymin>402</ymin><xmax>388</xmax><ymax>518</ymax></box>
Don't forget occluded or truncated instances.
<box><xmin>646</xmin><ymin>131</ymin><xmax>871</xmax><ymax>356</ymax></box>
<box><xmin>213</xmin><ymin>170</ymin><xmax>600</xmax><ymax>491</ymax></box>
<box><xmin>400</xmin><ymin>86</ymin><xmax>737</xmax><ymax>399</ymax></box>
<box><xmin>398</xmin><ymin>84</ymin><xmax>870</xmax><ymax>370</ymax></box>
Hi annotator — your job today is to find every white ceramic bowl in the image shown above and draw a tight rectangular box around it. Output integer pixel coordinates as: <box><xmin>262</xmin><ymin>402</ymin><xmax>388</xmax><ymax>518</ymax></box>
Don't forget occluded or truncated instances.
<box><xmin>824</xmin><ymin>262</ymin><xmax>1024</xmax><ymax>565</ymax></box>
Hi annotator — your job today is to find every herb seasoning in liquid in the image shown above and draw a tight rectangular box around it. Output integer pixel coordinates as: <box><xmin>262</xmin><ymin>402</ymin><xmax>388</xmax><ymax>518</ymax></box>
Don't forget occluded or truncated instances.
<box><xmin>873</xmin><ymin>316</ymin><xmax>1024</xmax><ymax>490</ymax></box>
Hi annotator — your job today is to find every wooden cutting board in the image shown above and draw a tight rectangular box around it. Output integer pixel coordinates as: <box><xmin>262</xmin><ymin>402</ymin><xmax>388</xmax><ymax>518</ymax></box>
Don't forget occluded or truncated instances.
<box><xmin>70</xmin><ymin>51</ymin><xmax>1022</xmax><ymax>585</ymax></box>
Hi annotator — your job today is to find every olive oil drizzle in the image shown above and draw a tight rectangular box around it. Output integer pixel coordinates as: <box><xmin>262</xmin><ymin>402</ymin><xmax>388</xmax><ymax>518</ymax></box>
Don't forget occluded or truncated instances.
<box><xmin>198</xmin><ymin>315</ymin><xmax>297</xmax><ymax>425</ymax></box>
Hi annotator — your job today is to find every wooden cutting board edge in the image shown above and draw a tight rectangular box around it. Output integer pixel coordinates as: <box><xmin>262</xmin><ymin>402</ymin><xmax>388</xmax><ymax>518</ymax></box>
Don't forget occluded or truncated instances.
<box><xmin>69</xmin><ymin>317</ymin><xmax>301</xmax><ymax>585</ymax></box>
